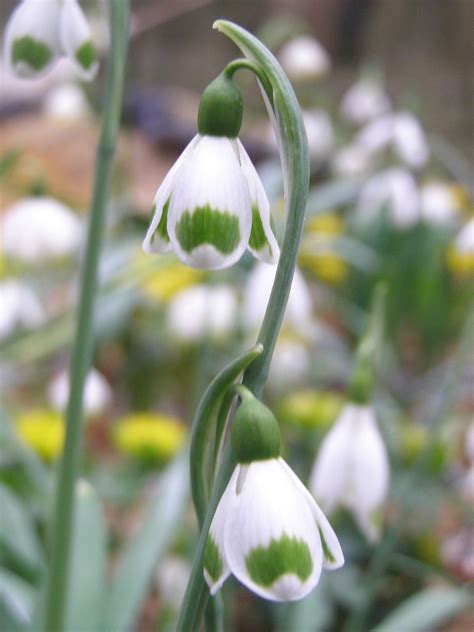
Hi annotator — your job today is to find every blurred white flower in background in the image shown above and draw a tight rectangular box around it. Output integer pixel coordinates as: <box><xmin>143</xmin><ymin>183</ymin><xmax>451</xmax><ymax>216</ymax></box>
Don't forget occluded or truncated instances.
<box><xmin>42</xmin><ymin>81</ymin><xmax>91</xmax><ymax>120</ymax></box>
<box><xmin>3</xmin><ymin>0</ymin><xmax>98</xmax><ymax>80</ymax></box>
<box><xmin>0</xmin><ymin>279</ymin><xmax>46</xmax><ymax>340</ymax></box>
<box><xmin>310</xmin><ymin>403</ymin><xmax>390</xmax><ymax>541</ymax></box>
<box><xmin>356</xmin><ymin>167</ymin><xmax>420</xmax><ymax>229</ymax></box>
<box><xmin>302</xmin><ymin>109</ymin><xmax>334</xmax><ymax>164</ymax></box>
<box><xmin>242</xmin><ymin>262</ymin><xmax>314</xmax><ymax>337</ymax></box>
<box><xmin>268</xmin><ymin>337</ymin><xmax>311</xmax><ymax>391</ymax></box>
<box><xmin>455</xmin><ymin>218</ymin><xmax>474</xmax><ymax>254</ymax></box>
<box><xmin>340</xmin><ymin>77</ymin><xmax>391</xmax><ymax>126</ymax></box>
<box><xmin>332</xmin><ymin>143</ymin><xmax>373</xmax><ymax>177</ymax></box>
<box><xmin>278</xmin><ymin>35</ymin><xmax>330</xmax><ymax>81</ymax></box>
<box><xmin>155</xmin><ymin>556</ymin><xmax>191</xmax><ymax>611</ymax></box>
<box><xmin>419</xmin><ymin>181</ymin><xmax>462</xmax><ymax>226</ymax></box>
<box><xmin>2</xmin><ymin>197</ymin><xmax>82</xmax><ymax>263</ymax></box>
<box><xmin>167</xmin><ymin>284</ymin><xmax>237</xmax><ymax>342</ymax></box>
<box><xmin>48</xmin><ymin>368</ymin><xmax>112</xmax><ymax>417</ymax></box>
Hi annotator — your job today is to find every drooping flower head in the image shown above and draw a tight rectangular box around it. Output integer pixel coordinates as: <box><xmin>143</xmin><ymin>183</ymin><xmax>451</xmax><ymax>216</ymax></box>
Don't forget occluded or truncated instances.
<box><xmin>4</xmin><ymin>0</ymin><xmax>98</xmax><ymax>80</ymax></box>
<box><xmin>143</xmin><ymin>70</ymin><xmax>279</xmax><ymax>270</ymax></box>
<box><xmin>204</xmin><ymin>389</ymin><xmax>343</xmax><ymax>601</ymax></box>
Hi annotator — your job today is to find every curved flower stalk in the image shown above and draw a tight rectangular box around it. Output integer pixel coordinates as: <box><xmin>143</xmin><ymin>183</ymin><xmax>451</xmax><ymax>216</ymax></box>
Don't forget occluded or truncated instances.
<box><xmin>143</xmin><ymin>69</ymin><xmax>279</xmax><ymax>270</ymax></box>
<box><xmin>205</xmin><ymin>389</ymin><xmax>343</xmax><ymax>601</ymax></box>
<box><xmin>4</xmin><ymin>0</ymin><xmax>98</xmax><ymax>80</ymax></box>
<box><xmin>310</xmin><ymin>403</ymin><xmax>389</xmax><ymax>541</ymax></box>
<box><xmin>177</xmin><ymin>20</ymin><xmax>310</xmax><ymax>632</ymax></box>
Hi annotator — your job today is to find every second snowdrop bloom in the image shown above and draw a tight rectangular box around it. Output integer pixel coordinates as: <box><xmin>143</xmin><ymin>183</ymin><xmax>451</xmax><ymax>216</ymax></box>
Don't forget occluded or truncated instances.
<box><xmin>143</xmin><ymin>72</ymin><xmax>279</xmax><ymax>270</ymax></box>
<box><xmin>278</xmin><ymin>35</ymin><xmax>330</xmax><ymax>81</ymax></box>
<box><xmin>48</xmin><ymin>368</ymin><xmax>112</xmax><ymax>417</ymax></box>
<box><xmin>2</xmin><ymin>197</ymin><xmax>82</xmax><ymax>263</ymax></box>
<box><xmin>0</xmin><ymin>279</ymin><xmax>46</xmax><ymax>340</ymax></box>
<box><xmin>204</xmin><ymin>390</ymin><xmax>343</xmax><ymax>602</ymax></box>
<box><xmin>310</xmin><ymin>403</ymin><xmax>390</xmax><ymax>541</ymax></box>
<box><xmin>4</xmin><ymin>0</ymin><xmax>98</xmax><ymax>80</ymax></box>
<box><xmin>340</xmin><ymin>77</ymin><xmax>391</xmax><ymax>126</ymax></box>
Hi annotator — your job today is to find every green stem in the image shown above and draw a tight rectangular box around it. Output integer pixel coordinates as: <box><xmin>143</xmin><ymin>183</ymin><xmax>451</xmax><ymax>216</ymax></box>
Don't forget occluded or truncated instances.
<box><xmin>177</xmin><ymin>20</ymin><xmax>309</xmax><ymax>632</ymax></box>
<box><xmin>40</xmin><ymin>3</ymin><xmax>129</xmax><ymax>631</ymax></box>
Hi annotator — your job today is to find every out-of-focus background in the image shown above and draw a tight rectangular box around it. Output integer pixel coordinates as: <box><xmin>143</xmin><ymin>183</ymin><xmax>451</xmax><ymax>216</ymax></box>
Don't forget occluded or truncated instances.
<box><xmin>1</xmin><ymin>1</ymin><xmax>473</xmax><ymax>631</ymax></box>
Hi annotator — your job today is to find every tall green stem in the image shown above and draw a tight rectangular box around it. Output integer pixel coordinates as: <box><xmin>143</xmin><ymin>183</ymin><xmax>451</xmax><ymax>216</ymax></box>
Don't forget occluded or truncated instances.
<box><xmin>177</xmin><ymin>20</ymin><xmax>309</xmax><ymax>632</ymax></box>
<box><xmin>41</xmin><ymin>3</ymin><xmax>129</xmax><ymax>631</ymax></box>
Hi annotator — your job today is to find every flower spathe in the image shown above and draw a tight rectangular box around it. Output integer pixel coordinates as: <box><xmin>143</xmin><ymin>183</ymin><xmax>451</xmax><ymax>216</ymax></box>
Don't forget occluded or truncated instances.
<box><xmin>143</xmin><ymin>134</ymin><xmax>279</xmax><ymax>270</ymax></box>
<box><xmin>204</xmin><ymin>457</ymin><xmax>343</xmax><ymax>601</ymax></box>
<box><xmin>310</xmin><ymin>403</ymin><xmax>390</xmax><ymax>542</ymax></box>
<box><xmin>4</xmin><ymin>0</ymin><xmax>98</xmax><ymax>80</ymax></box>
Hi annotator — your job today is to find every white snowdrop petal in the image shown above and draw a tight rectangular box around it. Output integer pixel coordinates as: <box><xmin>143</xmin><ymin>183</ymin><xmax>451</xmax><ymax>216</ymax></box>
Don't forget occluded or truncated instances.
<box><xmin>204</xmin><ymin>467</ymin><xmax>238</xmax><ymax>595</ymax></box>
<box><xmin>143</xmin><ymin>135</ymin><xmax>201</xmax><ymax>254</ymax></box>
<box><xmin>279</xmin><ymin>459</ymin><xmax>344</xmax><ymax>570</ymax></box>
<box><xmin>48</xmin><ymin>368</ymin><xmax>111</xmax><ymax>416</ymax></box>
<box><xmin>340</xmin><ymin>79</ymin><xmax>391</xmax><ymax>126</ymax></box>
<box><xmin>0</xmin><ymin>280</ymin><xmax>46</xmax><ymax>340</ymax></box>
<box><xmin>420</xmin><ymin>182</ymin><xmax>458</xmax><ymax>226</ymax></box>
<box><xmin>168</xmin><ymin>136</ymin><xmax>252</xmax><ymax>270</ymax></box>
<box><xmin>393</xmin><ymin>112</ymin><xmax>429</xmax><ymax>168</ymax></box>
<box><xmin>455</xmin><ymin>219</ymin><xmax>474</xmax><ymax>254</ymax></box>
<box><xmin>279</xmin><ymin>36</ymin><xmax>330</xmax><ymax>81</ymax></box>
<box><xmin>60</xmin><ymin>0</ymin><xmax>98</xmax><ymax>80</ymax></box>
<box><xmin>224</xmin><ymin>459</ymin><xmax>323</xmax><ymax>601</ymax></box>
<box><xmin>236</xmin><ymin>140</ymin><xmax>280</xmax><ymax>264</ymax></box>
<box><xmin>4</xmin><ymin>0</ymin><xmax>62</xmax><ymax>78</ymax></box>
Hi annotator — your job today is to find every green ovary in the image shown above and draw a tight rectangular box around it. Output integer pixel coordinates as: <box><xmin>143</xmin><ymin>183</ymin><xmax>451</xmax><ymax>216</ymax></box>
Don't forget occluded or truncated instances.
<box><xmin>12</xmin><ymin>36</ymin><xmax>52</xmax><ymax>71</ymax></box>
<box><xmin>204</xmin><ymin>534</ymin><xmax>223</xmax><ymax>582</ymax></box>
<box><xmin>75</xmin><ymin>41</ymin><xmax>96</xmax><ymax>70</ymax></box>
<box><xmin>175</xmin><ymin>205</ymin><xmax>240</xmax><ymax>254</ymax></box>
<box><xmin>249</xmin><ymin>205</ymin><xmax>270</xmax><ymax>252</ymax></box>
<box><xmin>246</xmin><ymin>533</ymin><xmax>313</xmax><ymax>587</ymax></box>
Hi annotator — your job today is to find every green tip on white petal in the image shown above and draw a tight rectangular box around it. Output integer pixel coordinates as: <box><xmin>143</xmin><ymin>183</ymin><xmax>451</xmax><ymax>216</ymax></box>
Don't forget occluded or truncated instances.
<box><xmin>12</xmin><ymin>36</ymin><xmax>52</xmax><ymax>72</ymax></box>
<box><xmin>75</xmin><ymin>40</ymin><xmax>96</xmax><ymax>71</ymax></box>
<box><xmin>204</xmin><ymin>534</ymin><xmax>224</xmax><ymax>590</ymax></box>
<box><xmin>175</xmin><ymin>206</ymin><xmax>241</xmax><ymax>255</ymax></box>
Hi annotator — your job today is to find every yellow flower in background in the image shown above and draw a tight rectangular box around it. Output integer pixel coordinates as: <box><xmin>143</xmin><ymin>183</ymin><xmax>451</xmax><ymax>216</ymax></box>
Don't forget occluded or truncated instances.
<box><xmin>300</xmin><ymin>212</ymin><xmax>348</xmax><ymax>284</ymax></box>
<box><xmin>278</xmin><ymin>389</ymin><xmax>343</xmax><ymax>430</ymax></box>
<box><xmin>114</xmin><ymin>413</ymin><xmax>186</xmax><ymax>461</ymax></box>
<box><xmin>16</xmin><ymin>410</ymin><xmax>64</xmax><ymax>461</ymax></box>
<box><xmin>449</xmin><ymin>184</ymin><xmax>473</xmax><ymax>217</ymax></box>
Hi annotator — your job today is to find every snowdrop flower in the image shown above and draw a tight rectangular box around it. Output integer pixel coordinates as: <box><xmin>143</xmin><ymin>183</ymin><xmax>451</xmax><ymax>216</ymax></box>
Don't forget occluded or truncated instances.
<box><xmin>279</xmin><ymin>35</ymin><xmax>330</xmax><ymax>81</ymax></box>
<box><xmin>2</xmin><ymin>197</ymin><xmax>82</xmax><ymax>263</ymax></box>
<box><xmin>356</xmin><ymin>168</ymin><xmax>420</xmax><ymax>229</ymax></box>
<box><xmin>268</xmin><ymin>337</ymin><xmax>310</xmax><ymax>391</ymax></box>
<box><xmin>155</xmin><ymin>556</ymin><xmax>191</xmax><ymax>611</ymax></box>
<box><xmin>43</xmin><ymin>81</ymin><xmax>90</xmax><ymax>120</ymax></box>
<box><xmin>205</xmin><ymin>389</ymin><xmax>343</xmax><ymax>601</ymax></box>
<box><xmin>4</xmin><ymin>0</ymin><xmax>98</xmax><ymax>80</ymax></box>
<box><xmin>302</xmin><ymin>109</ymin><xmax>334</xmax><ymax>163</ymax></box>
<box><xmin>310</xmin><ymin>403</ymin><xmax>390</xmax><ymax>541</ymax></box>
<box><xmin>354</xmin><ymin>113</ymin><xmax>394</xmax><ymax>155</ymax></box>
<box><xmin>143</xmin><ymin>71</ymin><xmax>279</xmax><ymax>270</ymax></box>
<box><xmin>47</xmin><ymin>368</ymin><xmax>111</xmax><ymax>417</ymax></box>
<box><xmin>392</xmin><ymin>112</ymin><xmax>429</xmax><ymax>168</ymax></box>
<box><xmin>332</xmin><ymin>144</ymin><xmax>373</xmax><ymax>177</ymax></box>
<box><xmin>0</xmin><ymin>279</ymin><xmax>45</xmax><ymax>340</ymax></box>
<box><xmin>167</xmin><ymin>284</ymin><xmax>237</xmax><ymax>342</ymax></box>
<box><xmin>243</xmin><ymin>262</ymin><xmax>313</xmax><ymax>336</ymax></box>
<box><xmin>340</xmin><ymin>77</ymin><xmax>391</xmax><ymax>125</ymax></box>
<box><xmin>447</xmin><ymin>218</ymin><xmax>474</xmax><ymax>277</ymax></box>
<box><xmin>419</xmin><ymin>181</ymin><xmax>461</xmax><ymax>225</ymax></box>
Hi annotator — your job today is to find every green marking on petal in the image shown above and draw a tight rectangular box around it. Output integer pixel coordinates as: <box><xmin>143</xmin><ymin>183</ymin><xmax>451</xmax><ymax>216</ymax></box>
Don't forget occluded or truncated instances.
<box><xmin>249</xmin><ymin>205</ymin><xmax>271</xmax><ymax>253</ymax></box>
<box><xmin>245</xmin><ymin>533</ymin><xmax>313</xmax><ymax>587</ymax></box>
<box><xmin>12</xmin><ymin>36</ymin><xmax>52</xmax><ymax>71</ymax></box>
<box><xmin>151</xmin><ymin>198</ymin><xmax>170</xmax><ymax>244</ymax></box>
<box><xmin>75</xmin><ymin>40</ymin><xmax>96</xmax><ymax>70</ymax></box>
<box><xmin>176</xmin><ymin>205</ymin><xmax>240</xmax><ymax>254</ymax></box>
<box><xmin>204</xmin><ymin>534</ymin><xmax>223</xmax><ymax>582</ymax></box>
<box><xmin>318</xmin><ymin>526</ymin><xmax>336</xmax><ymax>564</ymax></box>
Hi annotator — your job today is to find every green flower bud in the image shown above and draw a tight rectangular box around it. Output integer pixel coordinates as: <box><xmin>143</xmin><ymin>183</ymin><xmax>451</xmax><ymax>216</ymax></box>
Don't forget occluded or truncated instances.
<box><xmin>198</xmin><ymin>73</ymin><xmax>243</xmax><ymax>138</ymax></box>
<box><xmin>231</xmin><ymin>389</ymin><xmax>281</xmax><ymax>463</ymax></box>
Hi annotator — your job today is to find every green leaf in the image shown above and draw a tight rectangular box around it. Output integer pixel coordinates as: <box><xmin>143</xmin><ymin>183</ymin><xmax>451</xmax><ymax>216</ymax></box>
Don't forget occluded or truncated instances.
<box><xmin>0</xmin><ymin>569</ymin><xmax>34</xmax><ymax>631</ymax></box>
<box><xmin>64</xmin><ymin>480</ymin><xmax>107</xmax><ymax>632</ymax></box>
<box><xmin>372</xmin><ymin>586</ymin><xmax>472</xmax><ymax>632</ymax></box>
<box><xmin>102</xmin><ymin>451</ymin><xmax>188</xmax><ymax>632</ymax></box>
<box><xmin>0</xmin><ymin>483</ymin><xmax>42</xmax><ymax>573</ymax></box>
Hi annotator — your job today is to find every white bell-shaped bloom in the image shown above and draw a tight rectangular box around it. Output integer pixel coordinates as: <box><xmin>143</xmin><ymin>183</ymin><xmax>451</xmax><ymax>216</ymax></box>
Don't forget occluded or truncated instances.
<box><xmin>419</xmin><ymin>181</ymin><xmax>460</xmax><ymax>226</ymax></box>
<box><xmin>356</xmin><ymin>168</ymin><xmax>420</xmax><ymax>229</ymax></box>
<box><xmin>268</xmin><ymin>338</ymin><xmax>311</xmax><ymax>391</ymax></box>
<box><xmin>340</xmin><ymin>78</ymin><xmax>391</xmax><ymax>126</ymax></box>
<box><xmin>392</xmin><ymin>112</ymin><xmax>429</xmax><ymax>168</ymax></box>
<box><xmin>332</xmin><ymin>144</ymin><xmax>373</xmax><ymax>177</ymax></box>
<box><xmin>155</xmin><ymin>556</ymin><xmax>191</xmax><ymax>611</ymax></box>
<box><xmin>354</xmin><ymin>113</ymin><xmax>394</xmax><ymax>155</ymax></box>
<box><xmin>42</xmin><ymin>81</ymin><xmax>91</xmax><ymax>120</ymax></box>
<box><xmin>0</xmin><ymin>279</ymin><xmax>46</xmax><ymax>340</ymax></box>
<box><xmin>302</xmin><ymin>109</ymin><xmax>334</xmax><ymax>163</ymax></box>
<box><xmin>310</xmin><ymin>404</ymin><xmax>390</xmax><ymax>541</ymax></box>
<box><xmin>2</xmin><ymin>197</ymin><xmax>82</xmax><ymax>263</ymax></box>
<box><xmin>47</xmin><ymin>368</ymin><xmax>112</xmax><ymax>417</ymax></box>
<box><xmin>242</xmin><ymin>262</ymin><xmax>313</xmax><ymax>336</ymax></box>
<box><xmin>167</xmin><ymin>284</ymin><xmax>237</xmax><ymax>342</ymax></box>
<box><xmin>279</xmin><ymin>35</ymin><xmax>330</xmax><ymax>81</ymax></box>
<box><xmin>4</xmin><ymin>0</ymin><xmax>97</xmax><ymax>80</ymax></box>
<box><xmin>205</xmin><ymin>457</ymin><xmax>343</xmax><ymax>601</ymax></box>
<box><xmin>143</xmin><ymin>135</ymin><xmax>279</xmax><ymax>270</ymax></box>
<box><xmin>455</xmin><ymin>219</ymin><xmax>474</xmax><ymax>254</ymax></box>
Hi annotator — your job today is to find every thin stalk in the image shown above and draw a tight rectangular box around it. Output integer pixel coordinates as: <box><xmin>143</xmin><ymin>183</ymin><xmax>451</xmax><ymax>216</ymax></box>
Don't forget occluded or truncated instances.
<box><xmin>40</xmin><ymin>3</ymin><xmax>129</xmax><ymax>631</ymax></box>
<box><xmin>177</xmin><ymin>20</ymin><xmax>309</xmax><ymax>632</ymax></box>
